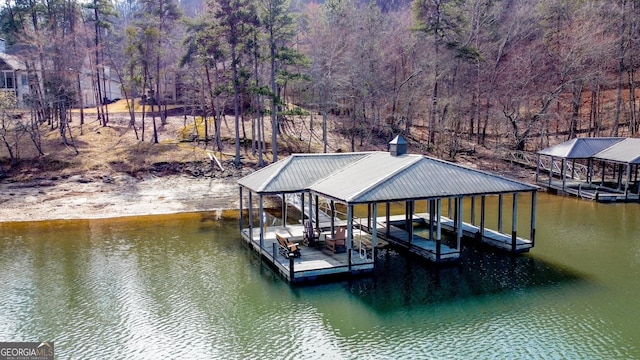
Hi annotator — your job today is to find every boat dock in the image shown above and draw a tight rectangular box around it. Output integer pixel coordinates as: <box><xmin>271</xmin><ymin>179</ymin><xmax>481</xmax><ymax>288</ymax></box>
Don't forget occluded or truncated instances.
<box><xmin>237</xmin><ymin>136</ymin><xmax>538</xmax><ymax>283</ymax></box>
<box><xmin>240</xmin><ymin>207</ymin><xmax>535</xmax><ymax>283</ymax></box>
<box><xmin>535</xmin><ymin>138</ymin><xmax>640</xmax><ymax>203</ymax></box>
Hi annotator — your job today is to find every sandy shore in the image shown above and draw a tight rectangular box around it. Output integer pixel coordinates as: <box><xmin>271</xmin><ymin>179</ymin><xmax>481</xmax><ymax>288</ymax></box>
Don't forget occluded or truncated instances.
<box><xmin>0</xmin><ymin>174</ymin><xmax>241</xmax><ymax>223</ymax></box>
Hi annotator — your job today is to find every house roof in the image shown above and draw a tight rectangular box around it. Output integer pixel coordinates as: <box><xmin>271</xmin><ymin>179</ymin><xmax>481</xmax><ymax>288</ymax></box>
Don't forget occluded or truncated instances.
<box><xmin>593</xmin><ymin>138</ymin><xmax>640</xmax><ymax>164</ymax></box>
<box><xmin>0</xmin><ymin>52</ymin><xmax>25</xmax><ymax>71</ymax></box>
<box><xmin>537</xmin><ymin>137</ymin><xmax>625</xmax><ymax>159</ymax></box>
<box><xmin>238</xmin><ymin>151</ymin><xmax>537</xmax><ymax>204</ymax></box>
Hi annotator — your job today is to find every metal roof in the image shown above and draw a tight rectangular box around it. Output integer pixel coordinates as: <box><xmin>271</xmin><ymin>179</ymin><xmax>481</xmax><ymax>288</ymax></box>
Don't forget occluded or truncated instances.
<box><xmin>238</xmin><ymin>152</ymin><xmax>537</xmax><ymax>204</ymax></box>
<box><xmin>237</xmin><ymin>152</ymin><xmax>370</xmax><ymax>193</ymax></box>
<box><xmin>593</xmin><ymin>138</ymin><xmax>640</xmax><ymax>164</ymax></box>
<box><xmin>537</xmin><ymin>137</ymin><xmax>625</xmax><ymax>158</ymax></box>
<box><xmin>350</xmin><ymin>156</ymin><xmax>537</xmax><ymax>203</ymax></box>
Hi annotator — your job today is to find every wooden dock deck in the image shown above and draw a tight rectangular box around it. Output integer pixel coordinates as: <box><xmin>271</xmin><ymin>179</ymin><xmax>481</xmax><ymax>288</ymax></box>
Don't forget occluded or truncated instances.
<box><xmin>385</xmin><ymin>213</ymin><xmax>533</xmax><ymax>254</ymax></box>
<box><xmin>415</xmin><ymin>214</ymin><xmax>532</xmax><ymax>253</ymax></box>
<box><xmin>372</xmin><ymin>222</ymin><xmax>460</xmax><ymax>262</ymax></box>
<box><xmin>240</xmin><ymin>209</ymin><xmax>533</xmax><ymax>283</ymax></box>
<box><xmin>240</xmin><ymin>225</ymin><xmax>375</xmax><ymax>283</ymax></box>
<box><xmin>539</xmin><ymin>179</ymin><xmax>640</xmax><ymax>203</ymax></box>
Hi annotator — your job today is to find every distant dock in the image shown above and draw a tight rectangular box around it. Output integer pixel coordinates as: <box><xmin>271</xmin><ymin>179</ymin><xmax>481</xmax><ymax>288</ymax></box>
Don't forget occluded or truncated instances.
<box><xmin>533</xmin><ymin>138</ymin><xmax>640</xmax><ymax>203</ymax></box>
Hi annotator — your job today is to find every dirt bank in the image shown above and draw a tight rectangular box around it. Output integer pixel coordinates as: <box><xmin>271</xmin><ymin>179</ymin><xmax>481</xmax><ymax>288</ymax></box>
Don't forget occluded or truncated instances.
<box><xmin>0</xmin><ymin>109</ymin><xmax>536</xmax><ymax>223</ymax></box>
<box><xmin>0</xmin><ymin>174</ymin><xmax>241</xmax><ymax>222</ymax></box>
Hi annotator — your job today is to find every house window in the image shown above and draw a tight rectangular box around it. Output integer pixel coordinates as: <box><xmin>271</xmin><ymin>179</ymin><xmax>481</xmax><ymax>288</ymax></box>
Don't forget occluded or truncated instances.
<box><xmin>0</xmin><ymin>71</ymin><xmax>13</xmax><ymax>88</ymax></box>
<box><xmin>21</xmin><ymin>74</ymin><xmax>27</xmax><ymax>86</ymax></box>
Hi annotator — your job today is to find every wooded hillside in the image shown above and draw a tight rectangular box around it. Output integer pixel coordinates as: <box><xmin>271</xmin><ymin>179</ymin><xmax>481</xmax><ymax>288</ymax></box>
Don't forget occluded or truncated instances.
<box><xmin>1</xmin><ymin>0</ymin><xmax>639</xmax><ymax>173</ymax></box>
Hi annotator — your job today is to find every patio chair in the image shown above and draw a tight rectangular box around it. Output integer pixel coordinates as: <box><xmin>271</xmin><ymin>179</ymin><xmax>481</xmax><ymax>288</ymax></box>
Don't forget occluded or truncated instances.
<box><xmin>303</xmin><ymin>221</ymin><xmax>321</xmax><ymax>247</ymax></box>
<box><xmin>325</xmin><ymin>227</ymin><xmax>346</xmax><ymax>253</ymax></box>
<box><xmin>276</xmin><ymin>233</ymin><xmax>301</xmax><ymax>258</ymax></box>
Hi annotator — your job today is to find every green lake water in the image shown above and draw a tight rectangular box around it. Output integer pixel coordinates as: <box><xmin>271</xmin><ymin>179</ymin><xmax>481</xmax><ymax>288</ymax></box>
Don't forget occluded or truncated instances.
<box><xmin>1</xmin><ymin>193</ymin><xmax>639</xmax><ymax>359</ymax></box>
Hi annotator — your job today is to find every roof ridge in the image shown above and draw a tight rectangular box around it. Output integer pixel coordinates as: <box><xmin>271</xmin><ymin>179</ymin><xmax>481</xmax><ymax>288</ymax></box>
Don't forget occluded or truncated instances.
<box><xmin>306</xmin><ymin>152</ymin><xmax>378</xmax><ymax>188</ymax></box>
<box><xmin>346</xmin><ymin>154</ymin><xmax>422</xmax><ymax>202</ymax></box>
<box><xmin>259</xmin><ymin>156</ymin><xmax>293</xmax><ymax>192</ymax></box>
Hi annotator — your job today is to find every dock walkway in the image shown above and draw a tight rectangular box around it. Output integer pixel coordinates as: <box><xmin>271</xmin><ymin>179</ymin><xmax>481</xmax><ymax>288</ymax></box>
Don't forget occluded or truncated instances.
<box><xmin>370</xmin><ymin>220</ymin><xmax>460</xmax><ymax>262</ymax></box>
<box><xmin>383</xmin><ymin>213</ymin><xmax>532</xmax><ymax>253</ymax></box>
<box><xmin>539</xmin><ymin>179</ymin><xmax>640</xmax><ymax>202</ymax></box>
<box><xmin>240</xmin><ymin>225</ymin><xmax>375</xmax><ymax>283</ymax></box>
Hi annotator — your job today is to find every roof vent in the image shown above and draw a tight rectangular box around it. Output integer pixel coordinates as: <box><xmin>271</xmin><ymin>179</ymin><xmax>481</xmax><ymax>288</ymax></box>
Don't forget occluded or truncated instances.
<box><xmin>389</xmin><ymin>135</ymin><xmax>408</xmax><ymax>156</ymax></box>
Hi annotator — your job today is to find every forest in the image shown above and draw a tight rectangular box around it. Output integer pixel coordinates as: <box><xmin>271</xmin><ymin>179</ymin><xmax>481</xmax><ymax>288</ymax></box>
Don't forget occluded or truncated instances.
<box><xmin>1</xmin><ymin>0</ymin><xmax>639</xmax><ymax>168</ymax></box>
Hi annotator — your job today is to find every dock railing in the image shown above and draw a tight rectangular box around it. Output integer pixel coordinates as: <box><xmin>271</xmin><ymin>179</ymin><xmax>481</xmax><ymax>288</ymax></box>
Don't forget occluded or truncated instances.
<box><xmin>504</xmin><ymin>150</ymin><xmax>588</xmax><ymax>180</ymax></box>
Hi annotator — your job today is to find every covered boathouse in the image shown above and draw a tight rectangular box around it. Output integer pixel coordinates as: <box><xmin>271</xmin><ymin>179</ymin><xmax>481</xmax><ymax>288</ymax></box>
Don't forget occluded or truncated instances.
<box><xmin>536</xmin><ymin>137</ymin><xmax>640</xmax><ymax>202</ymax></box>
<box><xmin>237</xmin><ymin>136</ymin><xmax>538</xmax><ymax>283</ymax></box>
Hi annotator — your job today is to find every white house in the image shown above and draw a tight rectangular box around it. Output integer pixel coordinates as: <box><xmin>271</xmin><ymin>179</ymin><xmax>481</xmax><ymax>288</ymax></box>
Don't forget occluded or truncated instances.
<box><xmin>0</xmin><ymin>38</ymin><xmax>122</xmax><ymax>108</ymax></box>
<box><xmin>0</xmin><ymin>45</ymin><xmax>30</xmax><ymax>107</ymax></box>
<box><xmin>77</xmin><ymin>59</ymin><xmax>122</xmax><ymax>107</ymax></box>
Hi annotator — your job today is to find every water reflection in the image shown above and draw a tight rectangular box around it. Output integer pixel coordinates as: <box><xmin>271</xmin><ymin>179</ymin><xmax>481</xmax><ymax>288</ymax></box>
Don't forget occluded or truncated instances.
<box><xmin>341</xmin><ymin>245</ymin><xmax>585</xmax><ymax>312</ymax></box>
<box><xmin>2</xmin><ymin>194</ymin><xmax>640</xmax><ymax>359</ymax></box>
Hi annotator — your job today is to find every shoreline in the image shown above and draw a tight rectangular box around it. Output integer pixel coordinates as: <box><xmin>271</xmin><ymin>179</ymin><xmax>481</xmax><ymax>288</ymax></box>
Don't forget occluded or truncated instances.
<box><xmin>0</xmin><ymin>174</ymin><xmax>241</xmax><ymax>223</ymax></box>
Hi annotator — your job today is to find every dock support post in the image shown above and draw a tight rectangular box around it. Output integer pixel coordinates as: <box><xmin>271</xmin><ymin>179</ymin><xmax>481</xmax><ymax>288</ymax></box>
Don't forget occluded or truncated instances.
<box><xmin>405</xmin><ymin>202</ymin><xmax>411</xmax><ymax>238</ymax></box>
<box><xmin>372</xmin><ymin>203</ymin><xmax>378</xmax><ymax>265</ymax></box>
<box><xmin>248</xmin><ymin>191</ymin><xmax>253</xmax><ymax>242</ymax></box>
<box><xmin>625</xmin><ymin>164</ymin><xmax>631</xmax><ymax>200</ymax></box>
<box><xmin>347</xmin><ymin>204</ymin><xmax>353</xmax><ymax>270</ymax></box>
<box><xmin>315</xmin><ymin>195</ymin><xmax>320</xmax><ymax>226</ymax></box>
<box><xmin>453</xmin><ymin>198</ymin><xmax>458</xmax><ymax>232</ymax></box>
<box><xmin>307</xmin><ymin>193</ymin><xmax>313</xmax><ymax>226</ymax></box>
<box><xmin>531</xmin><ymin>191</ymin><xmax>536</xmax><ymax>247</ymax></box>
<box><xmin>480</xmin><ymin>196</ymin><xmax>486</xmax><ymax>238</ymax></box>
<box><xmin>408</xmin><ymin>201</ymin><xmax>414</xmax><ymax>244</ymax></box>
<box><xmin>330</xmin><ymin>201</ymin><xmax>336</xmax><ymax>235</ymax></box>
<box><xmin>561</xmin><ymin>158</ymin><xmax>567</xmax><ymax>191</ymax></box>
<box><xmin>471</xmin><ymin>196</ymin><xmax>476</xmax><ymax>226</ymax></box>
<box><xmin>385</xmin><ymin>202</ymin><xmax>391</xmax><ymax>236</ymax></box>
<box><xmin>456</xmin><ymin>197</ymin><xmax>463</xmax><ymax>251</ymax></box>
<box><xmin>259</xmin><ymin>196</ymin><xmax>265</xmax><ymax>249</ymax></box>
<box><xmin>436</xmin><ymin>199</ymin><xmax>442</xmax><ymax>262</ymax></box>
<box><xmin>498</xmin><ymin>194</ymin><xmax>503</xmax><ymax>233</ymax></box>
<box><xmin>548</xmin><ymin>156</ymin><xmax>553</xmax><ymax>187</ymax></box>
<box><xmin>289</xmin><ymin>256</ymin><xmax>294</xmax><ymax>282</ymax></box>
<box><xmin>511</xmin><ymin>193</ymin><xmax>518</xmax><ymax>252</ymax></box>
<box><xmin>239</xmin><ymin>187</ymin><xmax>244</xmax><ymax>231</ymax></box>
<box><xmin>281</xmin><ymin>192</ymin><xmax>287</xmax><ymax>226</ymax></box>
<box><xmin>637</xmin><ymin>168</ymin><xmax>640</xmax><ymax>203</ymax></box>
<box><xmin>429</xmin><ymin>199</ymin><xmax>435</xmax><ymax>242</ymax></box>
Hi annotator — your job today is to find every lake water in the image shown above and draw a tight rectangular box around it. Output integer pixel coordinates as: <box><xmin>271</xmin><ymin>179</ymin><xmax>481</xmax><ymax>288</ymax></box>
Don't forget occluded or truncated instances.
<box><xmin>1</xmin><ymin>193</ymin><xmax>639</xmax><ymax>359</ymax></box>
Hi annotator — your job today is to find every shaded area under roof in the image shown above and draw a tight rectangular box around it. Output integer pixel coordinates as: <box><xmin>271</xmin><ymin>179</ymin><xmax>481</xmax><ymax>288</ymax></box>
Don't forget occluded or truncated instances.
<box><xmin>593</xmin><ymin>138</ymin><xmax>640</xmax><ymax>164</ymax></box>
<box><xmin>238</xmin><ymin>152</ymin><xmax>537</xmax><ymax>204</ymax></box>
<box><xmin>537</xmin><ymin>137</ymin><xmax>625</xmax><ymax>159</ymax></box>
